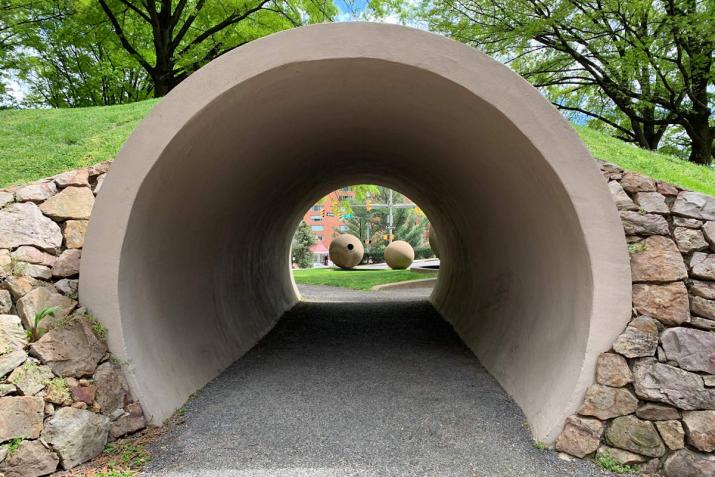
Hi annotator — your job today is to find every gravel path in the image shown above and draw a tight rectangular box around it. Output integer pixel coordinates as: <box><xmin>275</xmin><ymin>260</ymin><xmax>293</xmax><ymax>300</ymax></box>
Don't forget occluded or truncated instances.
<box><xmin>142</xmin><ymin>288</ymin><xmax>609</xmax><ymax>476</ymax></box>
<box><xmin>297</xmin><ymin>284</ymin><xmax>432</xmax><ymax>302</ymax></box>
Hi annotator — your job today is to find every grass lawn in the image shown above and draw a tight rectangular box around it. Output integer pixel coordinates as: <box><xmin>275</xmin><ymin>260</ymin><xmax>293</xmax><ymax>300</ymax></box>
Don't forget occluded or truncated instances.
<box><xmin>0</xmin><ymin>99</ymin><xmax>159</xmax><ymax>187</ymax></box>
<box><xmin>576</xmin><ymin>126</ymin><xmax>715</xmax><ymax>196</ymax></box>
<box><xmin>1</xmin><ymin>98</ymin><xmax>714</xmax><ymax>196</ymax></box>
<box><xmin>292</xmin><ymin>267</ymin><xmax>437</xmax><ymax>291</ymax></box>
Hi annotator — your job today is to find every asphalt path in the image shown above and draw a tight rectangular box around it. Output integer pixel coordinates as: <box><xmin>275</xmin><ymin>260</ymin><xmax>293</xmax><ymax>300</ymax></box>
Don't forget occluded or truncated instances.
<box><xmin>142</xmin><ymin>286</ymin><xmax>610</xmax><ymax>476</ymax></box>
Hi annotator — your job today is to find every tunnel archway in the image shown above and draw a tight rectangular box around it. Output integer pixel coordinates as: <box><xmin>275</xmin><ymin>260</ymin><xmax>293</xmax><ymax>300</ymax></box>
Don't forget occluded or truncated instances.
<box><xmin>80</xmin><ymin>22</ymin><xmax>631</xmax><ymax>442</ymax></box>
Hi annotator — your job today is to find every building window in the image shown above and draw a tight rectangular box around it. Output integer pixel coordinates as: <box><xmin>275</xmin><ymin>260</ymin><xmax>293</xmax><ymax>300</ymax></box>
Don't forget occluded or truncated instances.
<box><xmin>338</xmin><ymin>225</ymin><xmax>348</xmax><ymax>232</ymax></box>
<box><xmin>311</xmin><ymin>225</ymin><xmax>324</xmax><ymax>232</ymax></box>
<box><xmin>311</xmin><ymin>205</ymin><xmax>321</xmax><ymax>211</ymax></box>
<box><xmin>310</xmin><ymin>215</ymin><xmax>322</xmax><ymax>221</ymax></box>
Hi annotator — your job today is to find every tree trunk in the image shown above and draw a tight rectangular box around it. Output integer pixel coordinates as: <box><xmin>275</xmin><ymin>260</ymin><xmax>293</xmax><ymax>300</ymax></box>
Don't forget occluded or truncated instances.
<box><xmin>686</xmin><ymin>122</ymin><xmax>713</xmax><ymax>165</ymax></box>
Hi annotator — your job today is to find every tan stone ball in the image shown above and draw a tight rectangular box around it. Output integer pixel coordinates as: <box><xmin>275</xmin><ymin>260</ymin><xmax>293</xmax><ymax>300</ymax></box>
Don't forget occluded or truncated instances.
<box><xmin>384</xmin><ymin>240</ymin><xmax>414</xmax><ymax>269</ymax></box>
<box><xmin>329</xmin><ymin>234</ymin><xmax>364</xmax><ymax>269</ymax></box>
<box><xmin>428</xmin><ymin>226</ymin><xmax>439</xmax><ymax>257</ymax></box>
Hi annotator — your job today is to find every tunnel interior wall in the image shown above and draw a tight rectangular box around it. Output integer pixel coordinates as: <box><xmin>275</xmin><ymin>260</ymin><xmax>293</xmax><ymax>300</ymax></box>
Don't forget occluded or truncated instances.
<box><xmin>79</xmin><ymin>23</ymin><xmax>632</xmax><ymax>442</ymax></box>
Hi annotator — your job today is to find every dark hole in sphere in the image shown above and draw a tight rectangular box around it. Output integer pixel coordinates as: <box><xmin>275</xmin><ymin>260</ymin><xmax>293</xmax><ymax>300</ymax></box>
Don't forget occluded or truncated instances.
<box><xmin>347</xmin><ymin>244</ymin><xmax>354</xmax><ymax>250</ymax></box>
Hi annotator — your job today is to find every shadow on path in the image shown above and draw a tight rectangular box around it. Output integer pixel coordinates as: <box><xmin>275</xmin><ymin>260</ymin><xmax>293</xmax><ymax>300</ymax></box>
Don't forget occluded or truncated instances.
<box><xmin>143</xmin><ymin>297</ymin><xmax>608</xmax><ymax>476</ymax></box>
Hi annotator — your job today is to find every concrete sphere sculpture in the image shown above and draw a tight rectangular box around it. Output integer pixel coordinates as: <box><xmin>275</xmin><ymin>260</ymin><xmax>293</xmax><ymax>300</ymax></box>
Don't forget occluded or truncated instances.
<box><xmin>329</xmin><ymin>234</ymin><xmax>364</xmax><ymax>269</ymax></box>
<box><xmin>428</xmin><ymin>226</ymin><xmax>439</xmax><ymax>258</ymax></box>
<box><xmin>384</xmin><ymin>240</ymin><xmax>415</xmax><ymax>269</ymax></box>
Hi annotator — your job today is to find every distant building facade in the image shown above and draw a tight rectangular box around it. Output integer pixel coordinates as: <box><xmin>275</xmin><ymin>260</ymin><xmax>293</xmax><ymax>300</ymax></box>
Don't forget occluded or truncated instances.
<box><xmin>302</xmin><ymin>188</ymin><xmax>355</xmax><ymax>258</ymax></box>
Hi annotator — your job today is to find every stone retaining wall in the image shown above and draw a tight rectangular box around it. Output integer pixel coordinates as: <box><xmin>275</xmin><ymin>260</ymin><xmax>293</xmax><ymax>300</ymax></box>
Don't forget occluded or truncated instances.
<box><xmin>0</xmin><ymin>163</ymin><xmax>146</xmax><ymax>476</ymax></box>
<box><xmin>554</xmin><ymin>161</ymin><xmax>715</xmax><ymax>476</ymax></box>
<box><xmin>1</xmin><ymin>159</ymin><xmax>714</xmax><ymax>476</ymax></box>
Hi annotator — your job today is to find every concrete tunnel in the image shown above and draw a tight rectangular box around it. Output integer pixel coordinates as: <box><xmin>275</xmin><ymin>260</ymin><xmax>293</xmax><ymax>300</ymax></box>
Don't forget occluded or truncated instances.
<box><xmin>79</xmin><ymin>23</ymin><xmax>632</xmax><ymax>442</ymax></box>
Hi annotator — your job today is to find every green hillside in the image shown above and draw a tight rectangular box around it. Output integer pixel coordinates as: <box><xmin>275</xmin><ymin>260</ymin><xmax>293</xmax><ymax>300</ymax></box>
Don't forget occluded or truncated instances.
<box><xmin>1</xmin><ymin>98</ymin><xmax>713</xmax><ymax>195</ymax></box>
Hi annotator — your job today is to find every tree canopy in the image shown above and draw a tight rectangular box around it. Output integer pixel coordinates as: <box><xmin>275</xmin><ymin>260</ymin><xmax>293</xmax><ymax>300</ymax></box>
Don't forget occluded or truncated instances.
<box><xmin>2</xmin><ymin>0</ymin><xmax>335</xmax><ymax>106</ymax></box>
<box><xmin>412</xmin><ymin>0</ymin><xmax>715</xmax><ymax>164</ymax></box>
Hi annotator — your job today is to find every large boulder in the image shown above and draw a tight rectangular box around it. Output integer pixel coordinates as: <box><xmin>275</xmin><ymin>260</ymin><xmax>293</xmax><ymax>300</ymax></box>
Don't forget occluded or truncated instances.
<box><xmin>635</xmin><ymin>191</ymin><xmax>669</xmax><ymax>214</ymax></box>
<box><xmin>0</xmin><ymin>439</ymin><xmax>59</xmax><ymax>477</ymax></box>
<box><xmin>683</xmin><ymin>411</ymin><xmax>715</xmax><ymax>452</ymax></box>
<box><xmin>632</xmin><ymin>358</ymin><xmax>715</xmax><ymax>410</ymax></box>
<box><xmin>619</xmin><ymin>211</ymin><xmax>669</xmax><ymax>236</ymax></box>
<box><xmin>608</xmin><ymin>181</ymin><xmax>637</xmax><ymax>211</ymax></box>
<box><xmin>0</xmin><ymin>276</ymin><xmax>52</xmax><ymax>301</ymax></box>
<box><xmin>672</xmin><ymin>191</ymin><xmax>715</xmax><ymax>221</ymax></box>
<box><xmin>661</xmin><ymin>327</ymin><xmax>715</xmax><ymax>374</ymax></box>
<box><xmin>663</xmin><ymin>449</ymin><xmax>715</xmax><ymax>477</ymax></box>
<box><xmin>53</xmin><ymin>169</ymin><xmax>89</xmax><ymax>188</ymax></box>
<box><xmin>636</xmin><ymin>403</ymin><xmax>680</xmax><ymax>421</ymax></box>
<box><xmin>632</xmin><ymin>283</ymin><xmax>690</xmax><ymax>326</ymax></box>
<box><xmin>7</xmin><ymin>362</ymin><xmax>54</xmax><ymax>396</ymax></box>
<box><xmin>0</xmin><ymin>290</ymin><xmax>11</xmax><ymax>314</ymax></box>
<box><xmin>595</xmin><ymin>353</ymin><xmax>632</xmax><ymax>387</ymax></box>
<box><xmin>0</xmin><ymin>191</ymin><xmax>13</xmax><ymax>207</ymax></box>
<box><xmin>11</xmin><ymin>246</ymin><xmax>57</xmax><ymax>267</ymax></box>
<box><xmin>109</xmin><ymin>402</ymin><xmax>146</xmax><ymax>440</ymax></box>
<box><xmin>30</xmin><ymin>317</ymin><xmax>107</xmax><ymax>377</ymax></box>
<box><xmin>612</xmin><ymin>316</ymin><xmax>659</xmax><ymax>358</ymax></box>
<box><xmin>554</xmin><ymin>415</ymin><xmax>603</xmax><ymax>458</ymax></box>
<box><xmin>93</xmin><ymin>362</ymin><xmax>129</xmax><ymax>415</ymax></box>
<box><xmin>629</xmin><ymin>235</ymin><xmax>687</xmax><ymax>282</ymax></box>
<box><xmin>16</xmin><ymin>287</ymin><xmax>77</xmax><ymax>331</ymax></box>
<box><xmin>39</xmin><ymin>186</ymin><xmax>94</xmax><ymax>221</ymax></box>
<box><xmin>52</xmin><ymin>249</ymin><xmax>81</xmax><ymax>278</ymax></box>
<box><xmin>605</xmin><ymin>415</ymin><xmax>666</xmax><ymax>457</ymax></box>
<box><xmin>655</xmin><ymin>420</ymin><xmax>685</xmax><ymax>450</ymax></box>
<box><xmin>0</xmin><ymin>396</ymin><xmax>44</xmax><ymax>442</ymax></box>
<box><xmin>691</xmin><ymin>252</ymin><xmax>715</xmax><ymax>280</ymax></box>
<box><xmin>703</xmin><ymin>221</ymin><xmax>715</xmax><ymax>249</ymax></box>
<box><xmin>0</xmin><ymin>314</ymin><xmax>27</xmax><ymax>377</ymax></box>
<box><xmin>692</xmin><ymin>296</ymin><xmax>715</xmax><ymax>320</ymax></box>
<box><xmin>63</xmin><ymin>220</ymin><xmax>88</xmax><ymax>249</ymax></box>
<box><xmin>0</xmin><ymin>202</ymin><xmax>62</xmax><ymax>252</ymax></box>
<box><xmin>0</xmin><ymin>249</ymin><xmax>10</xmax><ymax>277</ymax></box>
<box><xmin>14</xmin><ymin>181</ymin><xmax>57</xmax><ymax>203</ymax></box>
<box><xmin>621</xmin><ymin>172</ymin><xmax>656</xmax><ymax>193</ymax></box>
<box><xmin>595</xmin><ymin>445</ymin><xmax>647</xmax><ymax>465</ymax></box>
<box><xmin>674</xmin><ymin>227</ymin><xmax>709</xmax><ymax>254</ymax></box>
<box><xmin>41</xmin><ymin>407</ymin><xmax>110</xmax><ymax>470</ymax></box>
<box><xmin>577</xmin><ymin>384</ymin><xmax>638</xmax><ymax>420</ymax></box>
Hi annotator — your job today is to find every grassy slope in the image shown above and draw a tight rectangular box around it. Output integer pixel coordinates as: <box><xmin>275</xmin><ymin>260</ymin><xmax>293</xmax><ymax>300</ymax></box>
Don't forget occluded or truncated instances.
<box><xmin>0</xmin><ymin>99</ymin><xmax>159</xmax><ymax>187</ymax></box>
<box><xmin>1</xmin><ymin>98</ymin><xmax>714</xmax><ymax>195</ymax></box>
<box><xmin>576</xmin><ymin>126</ymin><xmax>715</xmax><ymax>196</ymax></box>
<box><xmin>292</xmin><ymin>268</ymin><xmax>437</xmax><ymax>290</ymax></box>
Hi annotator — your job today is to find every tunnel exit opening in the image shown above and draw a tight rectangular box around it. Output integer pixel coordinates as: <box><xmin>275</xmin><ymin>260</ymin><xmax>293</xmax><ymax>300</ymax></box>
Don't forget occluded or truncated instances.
<box><xmin>80</xmin><ymin>23</ymin><xmax>631</xmax><ymax>442</ymax></box>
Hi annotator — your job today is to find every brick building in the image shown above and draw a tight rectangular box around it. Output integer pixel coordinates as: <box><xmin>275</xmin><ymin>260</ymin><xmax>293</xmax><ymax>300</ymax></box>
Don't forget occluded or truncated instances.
<box><xmin>302</xmin><ymin>188</ymin><xmax>355</xmax><ymax>255</ymax></box>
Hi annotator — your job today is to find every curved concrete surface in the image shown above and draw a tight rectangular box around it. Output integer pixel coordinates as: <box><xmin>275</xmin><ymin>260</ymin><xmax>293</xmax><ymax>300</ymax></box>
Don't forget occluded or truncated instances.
<box><xmin>80</xmin><ymin>22</ymin><xmax>631</xmax><ymax>441</ymax></box>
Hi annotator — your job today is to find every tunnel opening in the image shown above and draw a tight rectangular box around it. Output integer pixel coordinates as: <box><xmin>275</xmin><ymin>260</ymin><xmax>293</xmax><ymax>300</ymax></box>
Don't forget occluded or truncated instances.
<box><xmin>289</xmin><ymin>183</ymin><xmax>438</xmax><ymax>300</ymax></box>
<box><xmin>80</xmin><ymin>23</ymin><xmax>631</xmax><ymax>442</ymax></box>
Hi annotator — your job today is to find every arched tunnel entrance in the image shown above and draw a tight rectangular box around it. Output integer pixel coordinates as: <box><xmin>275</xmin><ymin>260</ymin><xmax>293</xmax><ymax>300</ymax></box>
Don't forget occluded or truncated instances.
<box><xmin>80</xmin><ymin>22</ymin><xmax>631</xmax><ymax>442</ymax></box>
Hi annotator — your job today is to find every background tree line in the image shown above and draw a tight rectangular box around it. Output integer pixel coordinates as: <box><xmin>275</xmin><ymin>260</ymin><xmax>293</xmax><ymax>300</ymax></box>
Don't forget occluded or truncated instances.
<box><xmin>400</xmin><ymin>0</ymin><xmax>715</xmax><ymax>164</ymax></box>
<box><xmin>0</xmin><ymin>0</ymin><xmax>334</xmax><ymax>107</ymax></box>
<box><xmin>1</xmin><ymin>0</ymin><xmax>712</xmax><ymax>164</ymax></box>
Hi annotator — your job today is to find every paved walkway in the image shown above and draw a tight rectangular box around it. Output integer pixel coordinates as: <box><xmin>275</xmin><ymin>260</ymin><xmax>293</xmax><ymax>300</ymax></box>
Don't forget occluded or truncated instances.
<box><xmin>143</xmin><ymin>288</ymin><xmax>609</xmax><ymax>476</ymax></box>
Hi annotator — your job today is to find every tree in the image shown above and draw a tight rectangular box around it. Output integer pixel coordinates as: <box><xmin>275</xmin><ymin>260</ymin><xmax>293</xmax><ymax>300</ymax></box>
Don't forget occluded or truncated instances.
<box><xmin>94</xmin><ymin>0</ymin><xmax>336</xmax><ymax>96</ymax></box>
<box><xmin>414</xmin><ymin>0</ymin><xmax>715</xmax><ymax>164</ymax></box>
<box><xmin>345</xmin><ymin>186</ymin><xmax>426</xmax><ymax>261</ymax></box>
<box><xmin>9</xmin><ymin>1</ymin><xmax>152</xmax><ymax>107</ymax></box>
<box><xmin>292</xmin><ymin>220</ymin><xmax>316</xmax><ymax>268</ymax></box>
<box><xmin>0</xmin><ymin>0</ymin><xmax>68</xmax><ymax>105</ymax></box>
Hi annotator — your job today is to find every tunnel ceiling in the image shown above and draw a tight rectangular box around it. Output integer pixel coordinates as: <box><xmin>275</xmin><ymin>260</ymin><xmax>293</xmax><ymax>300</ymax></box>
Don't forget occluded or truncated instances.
<box><xmin>79</xmin><ymin>22</ymin><xmax>631</xmax><ymax>442</ymax></box>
